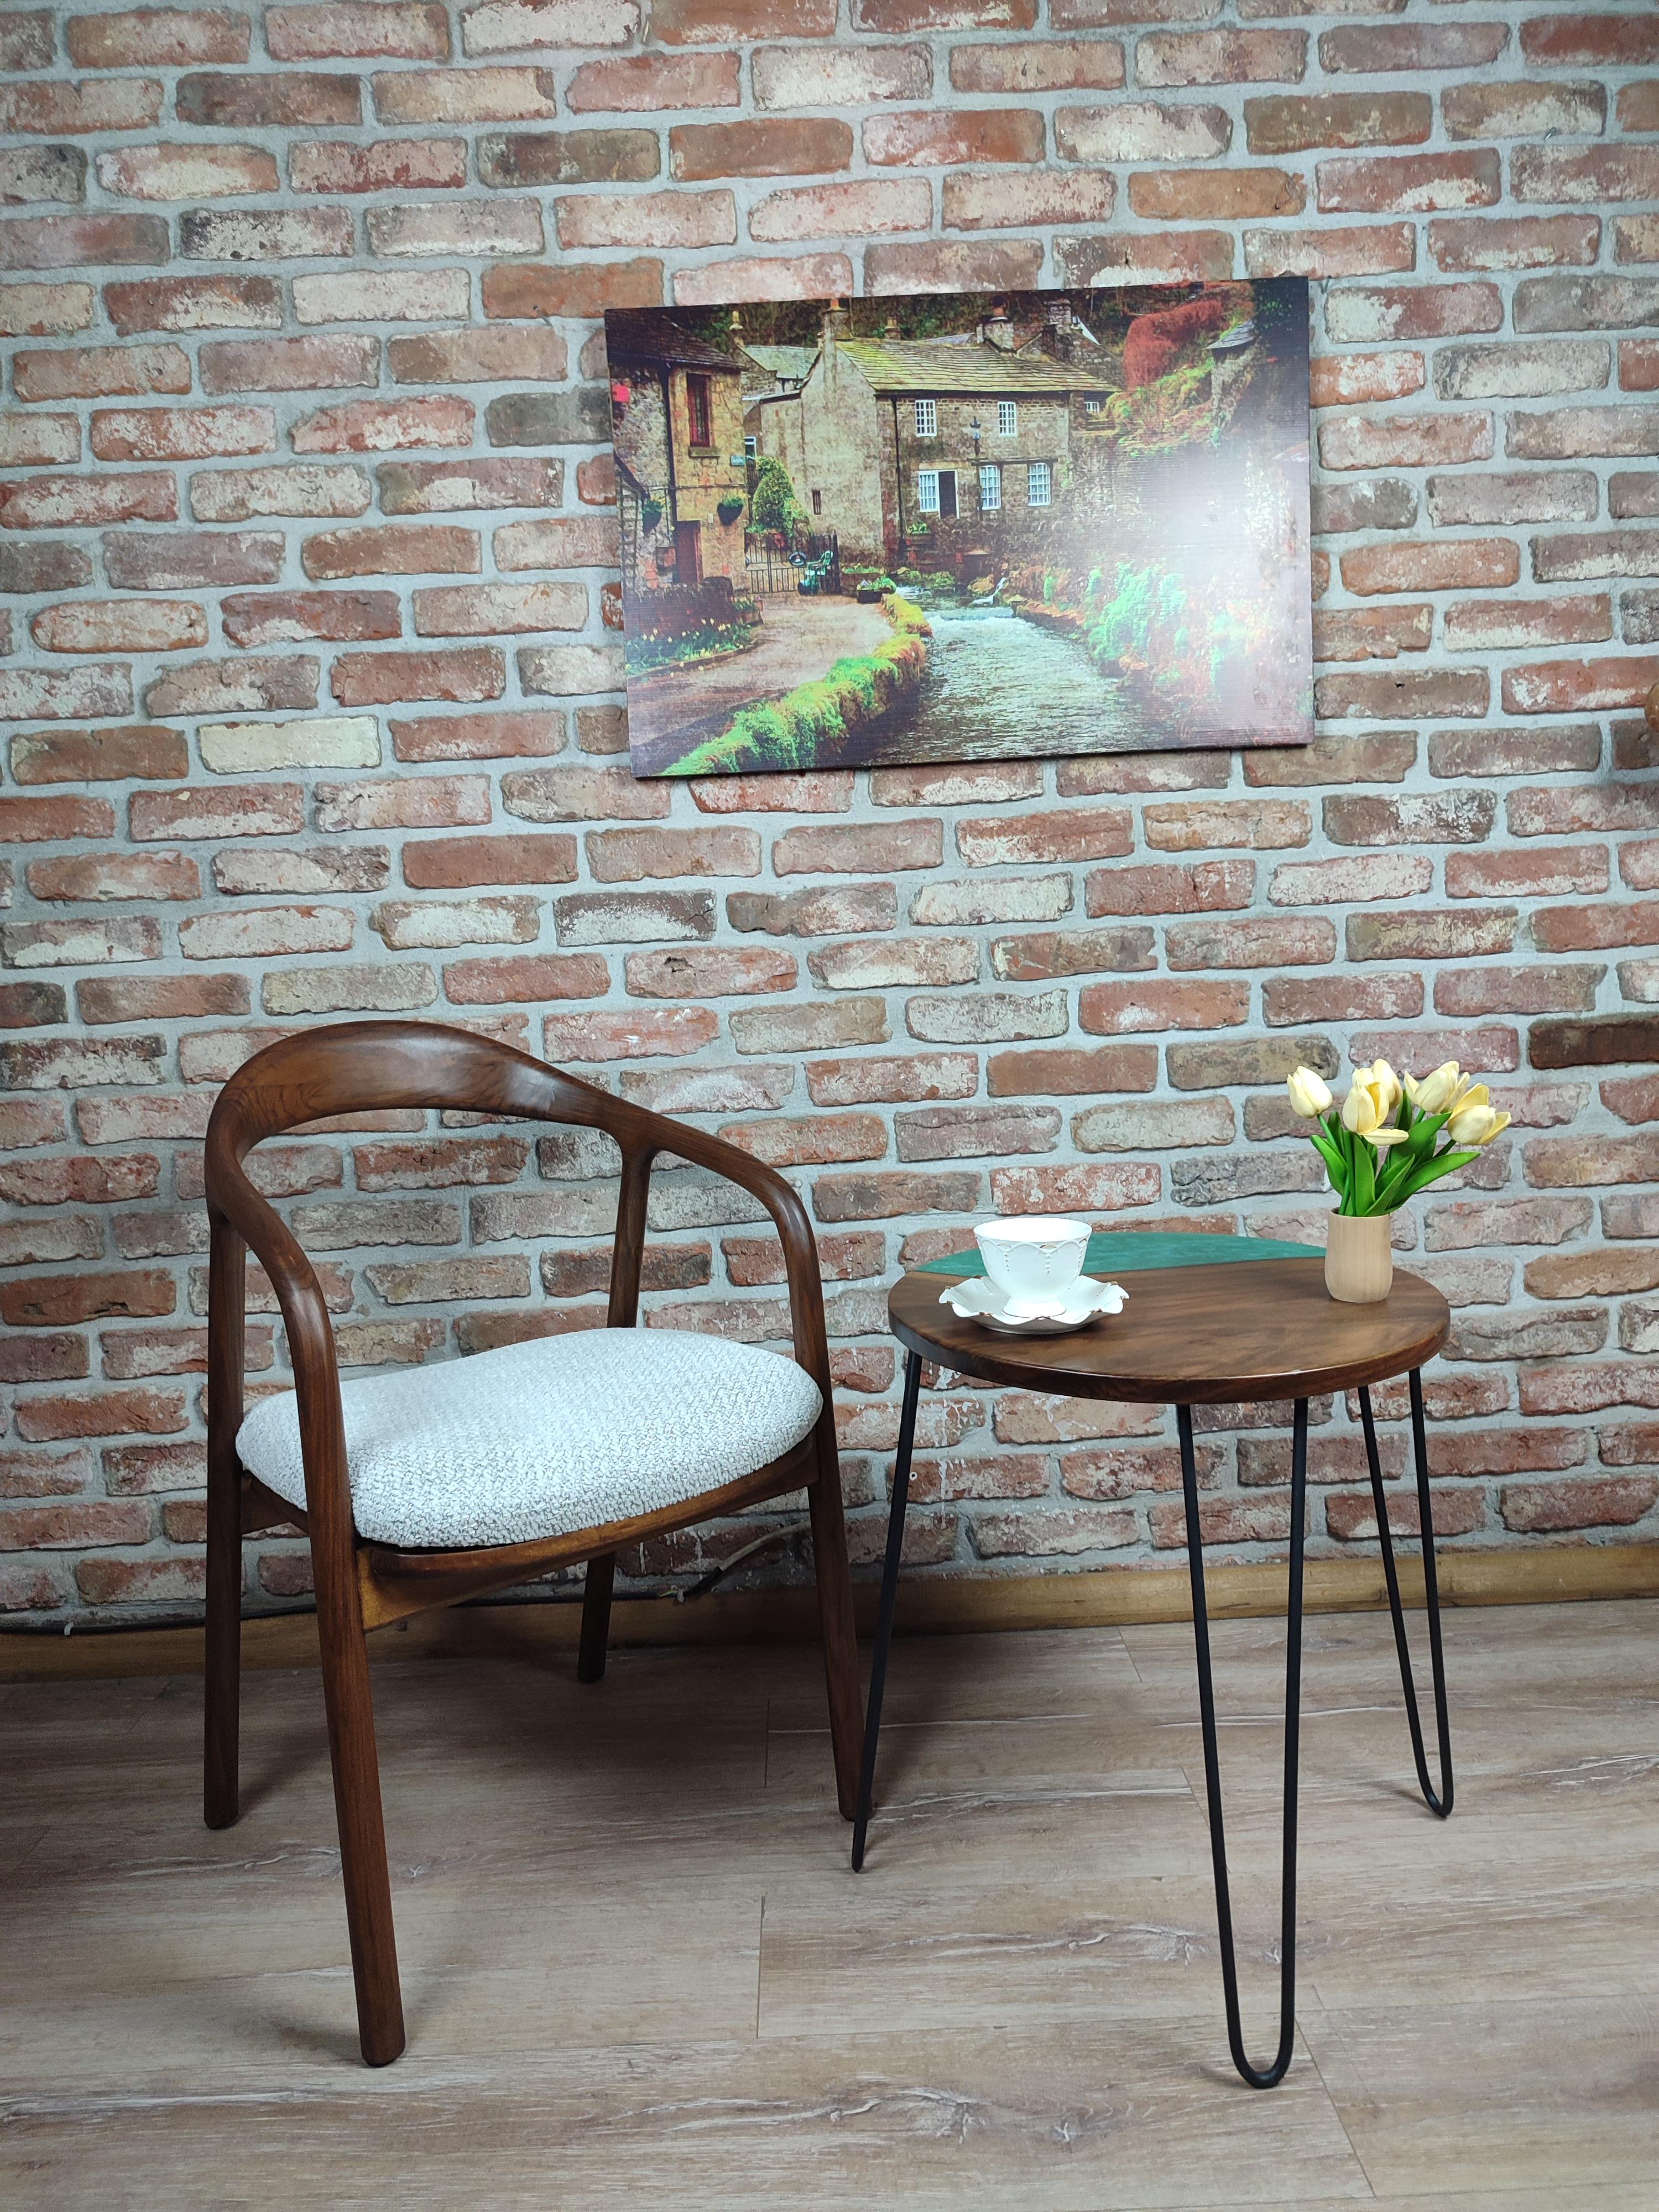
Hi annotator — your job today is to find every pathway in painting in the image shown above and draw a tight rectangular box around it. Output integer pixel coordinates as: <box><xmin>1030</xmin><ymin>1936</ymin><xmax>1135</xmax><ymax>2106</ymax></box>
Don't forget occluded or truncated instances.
<box><xmin>627</xmin><ymin>597</ymin><xmax>890</xmax><ymax>778</ymax></box>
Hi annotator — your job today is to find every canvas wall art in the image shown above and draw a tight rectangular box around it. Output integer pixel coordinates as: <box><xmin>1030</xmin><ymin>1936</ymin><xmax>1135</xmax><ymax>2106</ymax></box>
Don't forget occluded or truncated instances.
<box><xmin>606</xmin><ymin>281</ymin><xmax>1313</xmax><ymax>780</ymax></box>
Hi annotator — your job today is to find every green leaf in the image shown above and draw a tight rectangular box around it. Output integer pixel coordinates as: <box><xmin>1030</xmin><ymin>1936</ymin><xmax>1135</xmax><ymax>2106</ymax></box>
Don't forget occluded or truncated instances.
<box><xmin>1353</xmin><ymin>1134</ymin><xmax>1375</xmax><ymax>1215</ymax></box>
<box><xmin>1307</xmin><ymin>1124</ymin><xmax>1345</xmax><ymax>1195</ymax></box>
<box><xmin>1399</xmin><ymin>1147</ymin><xmax>1480</xmax><ymax>1200</ymax></box>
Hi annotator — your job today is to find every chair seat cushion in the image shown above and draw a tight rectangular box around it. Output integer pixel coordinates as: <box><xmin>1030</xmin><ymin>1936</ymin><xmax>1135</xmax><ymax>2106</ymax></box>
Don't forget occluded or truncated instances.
<box><xmin>236</xmin><ymin>1327</ymin><xmax>823</xmax><ymax>1552</ymax></box>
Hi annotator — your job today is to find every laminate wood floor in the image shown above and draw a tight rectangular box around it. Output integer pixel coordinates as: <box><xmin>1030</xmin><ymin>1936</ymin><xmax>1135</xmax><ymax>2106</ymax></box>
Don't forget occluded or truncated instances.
<box><xmin>3</xmin><ymin>1596</ymin><xmax>1657</xmax><ymax>2209</ymax></box>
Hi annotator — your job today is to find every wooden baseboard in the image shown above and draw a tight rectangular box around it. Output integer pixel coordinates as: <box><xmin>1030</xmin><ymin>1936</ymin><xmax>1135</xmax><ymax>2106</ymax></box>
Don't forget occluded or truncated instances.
<box><xmin>3</xmin><ymin>1543</ymin><xmax>1658</xmax><ymax>1684</ymax></box>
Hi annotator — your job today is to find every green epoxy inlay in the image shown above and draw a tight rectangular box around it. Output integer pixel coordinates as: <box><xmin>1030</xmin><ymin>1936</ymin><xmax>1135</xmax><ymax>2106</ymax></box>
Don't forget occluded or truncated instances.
<box><xmin>915</xmin><ymin>1230</ymin><xmax>1322</xmax><ymax>1278</ymax></box>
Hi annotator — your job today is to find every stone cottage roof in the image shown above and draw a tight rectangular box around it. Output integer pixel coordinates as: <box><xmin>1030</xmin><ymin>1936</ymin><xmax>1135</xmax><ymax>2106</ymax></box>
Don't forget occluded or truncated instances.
<box><xmin>604</xmin><ymin>310</ymin><xmax>747</xmax><ymax>372</ymax></box>
<box><xmin>744</xmin><ymin>343</ymin><xmax>818</xmax><ymax>384</ymax></box>
<box><xmin>833</xmin><ymin>338</ymin><xmax>1112</xmax><ymax>396</ymax></box>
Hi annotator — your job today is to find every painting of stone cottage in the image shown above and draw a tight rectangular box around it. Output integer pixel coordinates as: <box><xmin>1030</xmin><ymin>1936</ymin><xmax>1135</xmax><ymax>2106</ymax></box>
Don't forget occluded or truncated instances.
<box><xmin>606</xmin><ymin>283</ymin><xmax>1313</xmax><ymax>781</ymax></box>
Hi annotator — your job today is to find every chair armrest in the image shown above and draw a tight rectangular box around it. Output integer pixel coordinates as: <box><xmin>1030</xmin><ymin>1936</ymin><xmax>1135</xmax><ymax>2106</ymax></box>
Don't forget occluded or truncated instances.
<box><xmin>205</xmin><ymin>1152</ymin><xmax>353</xmax><ymax>1540</ymax></box>
<box><xmin>620</xmin><ymin>1109</ymin><xmax>833</xmax><ymax>1402</ymax></box>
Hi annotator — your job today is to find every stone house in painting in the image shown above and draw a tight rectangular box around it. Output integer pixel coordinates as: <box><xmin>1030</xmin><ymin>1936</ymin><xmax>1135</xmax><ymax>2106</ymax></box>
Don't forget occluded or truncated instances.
<box><xmin>606</xmin><ymin>311</ymin><xmax>749</xmax><ymax>594</ymax></box>
<box><xmin>760</xmin><ymin>306</ymin><xmax>1114</xmax><ymax>573</ymax></box>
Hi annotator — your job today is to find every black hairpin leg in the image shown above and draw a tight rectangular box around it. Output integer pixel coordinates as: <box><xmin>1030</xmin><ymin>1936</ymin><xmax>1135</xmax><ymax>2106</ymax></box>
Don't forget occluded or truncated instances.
<box><xmin>852</xmin><ymin>1347</ymin><xmax>922</xmax><ymax>1873</ymax></box>
<box><xmin>1179</xmin><ymin>1395</ymin><xmax>1308</xmax><ymax>2090</ymax></box>
<box><xmin>1358</xmin><ymin>1370</ymin><xmax>1454</xmax><ymax>1818</ymax></box>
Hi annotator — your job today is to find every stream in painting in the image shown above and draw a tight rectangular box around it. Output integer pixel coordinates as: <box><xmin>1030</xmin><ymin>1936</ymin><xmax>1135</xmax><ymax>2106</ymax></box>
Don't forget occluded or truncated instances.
<box><xmin>848</xmin><ymin>599</ymin><xmax>1151</xmax><ymax>765</ymax></box>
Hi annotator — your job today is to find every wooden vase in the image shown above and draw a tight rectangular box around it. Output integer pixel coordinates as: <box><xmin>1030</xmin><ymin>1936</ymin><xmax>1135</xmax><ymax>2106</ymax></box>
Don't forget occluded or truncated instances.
<box><xmin>1325</xmin><ymin>1211</ymin><xmax>1393</xmax><ymax>1304</ymax></box>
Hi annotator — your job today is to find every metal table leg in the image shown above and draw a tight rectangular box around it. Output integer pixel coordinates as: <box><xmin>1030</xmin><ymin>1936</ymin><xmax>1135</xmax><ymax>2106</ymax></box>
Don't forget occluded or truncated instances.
<box><xmin>1178</xmin><ymin>1395</ymin><xmax>1308</xmax><ymax>2090</ymax></box>
<box><xmin>1358</xmin><ymin>1369</ymin><xmax>1454</xmax><ymax>1818</ymax></box>
<box><xmin>851</xmin><ymin>1348</ymin><xmax>922</xmax><ymax>1873</ymax></box>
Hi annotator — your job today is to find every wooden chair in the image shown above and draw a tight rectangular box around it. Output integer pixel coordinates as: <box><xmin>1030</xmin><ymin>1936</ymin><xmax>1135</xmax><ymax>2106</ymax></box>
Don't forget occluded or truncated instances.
<box><xmin>204</xmin><ymin>1020</ymin><xmax>862</xmax><ymax>2065</ymax></box>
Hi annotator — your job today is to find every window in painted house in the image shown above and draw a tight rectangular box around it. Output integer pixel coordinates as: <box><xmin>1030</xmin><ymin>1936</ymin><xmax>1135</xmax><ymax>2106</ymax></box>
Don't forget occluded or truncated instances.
<box><xmin>979</xmin><ymin>463</ymin><xmax>1001</xmax><ymax>512</ymax></box>
<box><xmin>997</xmin><ymin>399</ymin><xmax>1018</xmax><ymax>436</ymax></box>
<box><xmin>686</xmin><ymin>374</ymin><xmax>712</xmax><ymax>448</ymax></box>
<box><xmin>914</xmin><ymin>398</ymin><xmax>937</xmax><ymax>437</ymax></box>
<box><xmin>1027</xmin><ymin>461</ymin><xmax>1052</xmax><ymax>507</ymax></box>
<box><xmin>916</xmin><ymin>468</ymin><xmax>940</xmax><ymax>514</ymax></box>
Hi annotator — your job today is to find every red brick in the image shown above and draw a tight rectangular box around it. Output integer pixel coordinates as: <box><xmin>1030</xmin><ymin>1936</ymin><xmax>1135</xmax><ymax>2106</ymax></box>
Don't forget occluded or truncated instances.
<box><xmin>951</xmin><ymin>38</ymin><xmax>1119</xmax><ymax>95</ymax></box>
<box><xmin>1503</xmin><ymin>658</ymin><xmax>1657</xmax><ymax>716</ymax></box>
<box><xmin>1136</xmin><ymin>28</ymin><xmax>1304</xmax><ymax>86</ymax></box>
<box><xmin>290</xmin><ymin>137</ymin><xmax>466</xmax><ymax>192</ymax></box>
<box><xmin>1</xmin><ymin>1269</ymin><xmax>173</xmax><ymax>1328</ymax></box>
<box><xmin>444</xmin><ymin>953</ymin><xmax>608</xmax><ymax>1004</ymax></box>
<box><xmin>674</xmin><ymin>253</ymin><xmax>856</xmax><ymax>307</ymax></box>
<box><xmin>302</xmin><ymin>523</ymin><xmax>479</xmax><ymax>581</ymax></box>
<box><xmin>106</xmin><ymin>534</ymin><xmax>284</xmax><ymax>593</ymax></box>
<box><xmin>1129</xmin><ymin>168</ymin><xmax>1302</xmax><ymax>221</ymax></box>
<box><xmin>1143</xmin><ymin>799</ymin><xmax>1310</xmax><ymax>850</ymax></box>
<box><xmin>542</xmin><ymin>1007</ymin><xmax>718</xmax><ymax>1063</ymax></box>
<box><xmin>1443</xmin><ymin>81</ymin><xmax>1606</xmax><ymax>141</ymax></box>
<box><xmin>1262</xmin><ymin>974</ymin><xmax>1423</xmax><ymax>1026</ymax></box>
<box><xmin>1055</xmin><ymin>231</ymin><xmax>1235</xmax><ymax>285</ymax></box>
<box><xmin>28</xmin><ymin>851</ymin><xmax>200</xmax><ymax>902</ymax></box>
<box><xmin>11</xmin><ymin>724</ymin><xmax>187</xmax><ymax>785</ymax></box>
<box><xmin>570</xmin><ymin>50</ymin><xmax>738</xmax><ymax>107</ymax></box>
<box><xmin>1446</xmin><ymin>846</ymin><xmax>1610</xmax><ymax>900</ymax></box>
<box><xmin>0</xmin><ymin>794</ymin><xmax>116</xmax><ymax>843</ymax></box>
<box><xmin>393</xmin><ymin>702</ymin><xmax>567</xmax><ymax>764</ymax></box>
<box><xmin>1500</xmin><ymin>1476</ymin><xmax>1658</xmax><ymax>1535</ymax></box>
<box><xmin>668</xmin><ymin>118</ymin><xmax>852</xmax><ymax>182</ymax></box>
<box><xmin>1308</xmin><ymin>351</ymin><xmax>1423</xmax><ymax>409</ymax></box>
<box><xmin>1085</xmin><ymin>859</ymin><xmax>1254</xmax><ymax>915</ymax></box>
<box><xmin>988</xmin><ymin>1044</ymin><xmax>1159</xmax><ymax>1098</ymax></box>
<box><xmin>67</xmin><ymin>9</ymin><xmax>249</xmax><ymax>65</ymax></box>
<box><xmin>1246</xmin><ymin>221</ymin><xmax>1417</xmax><ymax>278</ymax></box>
<box><xmin>1444</xmin><ymin>597</ymin><xmax>1611</xmax><ymax>652</ymax></box>
<box><xmin>1341</xmin><ymin>538</ymin><xmax>1517</xmax><ymax>596</ymax></box>
<box><xmin>268</xmin><ymin>2</ymin><xmax>450</xmax><ymax>58</ymax></box>
<box><xmin>177</xmin><ymin>71</ymin><xmax>361</xmax><ymax>127</ymax></box>
<box><xmin>1521</xmin><ymin>14</ymin><xmax>1659</xmax><ymax>67</ymax></box>
<box><xmin>1055</xmin><ymin>101</ymin><xmax>1230</xmax><ymax>164</ymax></box>
<box><xmin>330</xmin><ymin>647</ymin><xmax>504</xmax><ymax>707</ymax></box>
<box><xmin>1317</xmin><ymin>149</ymin><xmax>1500</xmax><ymax>216</ymax></box>
<box><xmin>555</xmin><ymin>189</ymin><xmax>735</xmax><ymax>252</ymax></box>
<box><xmin>1080</xmin><ymin>979</ymin><xmax>1250</xmax><ymax>1032</ymax></box>
<box><xmin>1429</xmin><ymin>215</ymin><xmax>1601</xmax><ymax>275</ymax></box>
<box><xmin>482</xmin><ymin>257</ymin><xmax>661</xmax><ymax>320</ymax></box>
<box><xmin>1244</xmin><ymin>91</ymin><xmax>1430</xmax><ymax>155</ymax></box>
<box><xmin>0</xmin><ymin>81</ymin><xmax>165</xmax><ymax>135</ymax></box>
<box><xmin>805</xmin><ymin>1053</ymin><xmax>974</xmax><ymax>1105</ymax></box>
<box><xmin>1324</xmin><ymin>281</ymin><xmax>1501</xmax><ymax>343</ymax></box>
<box><xmin>583</xmin><ymin>826</ymin><xmax>759</xmax><ymax>883</ymax></box>
<box><xmin>864</xmin><ymin>108</ymin><xmax>1045</xmax><ymax>166</ymax></box>
<box><xmin>1320</xmin><ymin>413</ymin><xmax>1493</xmax><ymax>471</ymax></box>
<box><xmin>626</xmin><ymin>946</ymin><xmax>795</xmax><ymax>997</ymax></box>
<box><xmin>103</xmin><ymin>275</ymin><xmax>281</xmax><ymax>336</ymax></box>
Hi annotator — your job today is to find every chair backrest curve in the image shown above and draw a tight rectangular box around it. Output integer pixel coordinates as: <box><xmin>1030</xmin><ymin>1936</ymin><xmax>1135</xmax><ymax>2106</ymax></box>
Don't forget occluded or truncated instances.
<box><xmin>205</xmin><ymin>1019</ymin><xmax>635</xmax><ymax>1203</ymax></box>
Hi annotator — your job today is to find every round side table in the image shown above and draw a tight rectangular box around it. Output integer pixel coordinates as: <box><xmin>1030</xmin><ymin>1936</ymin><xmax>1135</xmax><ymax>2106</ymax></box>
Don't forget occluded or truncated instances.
<box><xmin>854</xmin><ymin>1244</ymin><xmax>1455</xmax><ymax>2092</ymax></box>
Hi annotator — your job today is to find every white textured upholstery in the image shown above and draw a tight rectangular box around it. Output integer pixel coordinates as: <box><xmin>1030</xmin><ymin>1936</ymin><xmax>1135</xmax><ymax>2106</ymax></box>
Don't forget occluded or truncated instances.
<box><xmin>237</xmin><ymin>1327</ymin><xmax>823</xmax><ymax>1551</ymax></box>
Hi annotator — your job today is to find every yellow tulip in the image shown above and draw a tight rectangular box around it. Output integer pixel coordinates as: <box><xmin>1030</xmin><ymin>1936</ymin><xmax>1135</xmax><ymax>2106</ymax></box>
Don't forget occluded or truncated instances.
<box><xmin>1286</xmin><ymin>1066</ymin><xmax>1333</xmax><ymax>1118</ymax></box>
<box><xmin>1340</xmin><ymin>1065</ymin><xmax>1400</xmax><ymax>1139</ymax></box>
<box><xmin>1405</xmin><ymin>1061</ymin><xmax>1462</xmax><ymax>1114</ymax></box>
<box><xmin>1446</xmin><ymin>1100</ymin><xmax>1511</xmax><ymax>1147</ymax></box>
<box><xmin>1364</xmin><ymin>1058</ymin><xmax>1403</xmax><ymax>1118</ymax></box>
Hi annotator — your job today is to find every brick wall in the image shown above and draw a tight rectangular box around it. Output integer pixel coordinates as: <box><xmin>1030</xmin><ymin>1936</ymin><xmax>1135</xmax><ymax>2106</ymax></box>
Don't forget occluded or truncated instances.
<box><xmin>3</xmin><ymin>0</ymin><xmax>1659</xmax><ymax>1624</ymax></box>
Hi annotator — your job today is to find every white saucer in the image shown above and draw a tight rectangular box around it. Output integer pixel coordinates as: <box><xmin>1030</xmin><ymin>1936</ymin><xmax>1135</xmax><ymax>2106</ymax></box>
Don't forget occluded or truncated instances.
<box><xmin>938</xmin><ymin>1275</ymin><xmax>1129</xmax><ymax>1336</ymax></box>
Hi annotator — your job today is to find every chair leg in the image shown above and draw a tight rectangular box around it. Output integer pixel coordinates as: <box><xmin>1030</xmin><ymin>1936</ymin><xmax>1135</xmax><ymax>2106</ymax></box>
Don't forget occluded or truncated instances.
<box><xmin>203</xmin><ymin>1464</ymin><xmax>241</xmax><ymax>1830</ymax></box>
<box><xmin>577</xmin><ymin>1551</ymin><xmax>615</xmax><ymax>1684</ymax></box>
<box><xmin>806</xmin><ymin>1420</ymin><xmax>864</xmax><ymax>1823</ymax></box>
<box><xmin>316</xmin><ymin>1583</ymin><xmax>405</xmax><ymax>2067</ymax></box>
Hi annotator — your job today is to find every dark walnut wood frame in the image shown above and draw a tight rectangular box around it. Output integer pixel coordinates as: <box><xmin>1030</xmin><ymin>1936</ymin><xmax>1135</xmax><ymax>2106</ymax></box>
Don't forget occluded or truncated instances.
<box><xmin>205</xmin><ymin>1020</ymin><xmax>863</xmax><ymax>2067</ymax></box>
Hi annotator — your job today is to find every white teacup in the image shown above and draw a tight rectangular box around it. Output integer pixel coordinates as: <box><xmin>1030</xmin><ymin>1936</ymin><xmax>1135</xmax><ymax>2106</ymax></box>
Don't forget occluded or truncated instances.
<box><xmin>974</xmin><ymin>1215</ymin><xmax>1092</xmax><ymax>1316</ymax></box>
